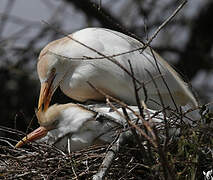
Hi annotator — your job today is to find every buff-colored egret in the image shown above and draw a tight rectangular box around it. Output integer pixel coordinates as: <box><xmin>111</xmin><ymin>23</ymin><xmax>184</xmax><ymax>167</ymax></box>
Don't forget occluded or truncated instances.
<box><xmin>15</xmin><ymin>103</ymin><xmax>164</xmax><ymax>152</ymax></box>
<box><xmin>37</xmin><ymin>28</ymin><xmax>197</xmax><ymax>112</ymax></box>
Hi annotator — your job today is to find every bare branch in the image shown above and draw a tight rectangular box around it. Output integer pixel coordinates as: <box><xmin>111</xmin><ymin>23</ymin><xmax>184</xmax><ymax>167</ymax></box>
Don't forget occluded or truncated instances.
<box><xmin>145</xmin><ymin>0</ymin><xmax>187</xmax><ymax>47</ymax></box>
<box><xmin>93</xmin><ymin>136</ymin><xmax>120</xmax><ymax>180</ymax></box>
<box><xmin>106</xmin><ymin>99</ymin><xmax>148</xmax><ymax>158</ymax></box>
<box><xmin>0</xmin><ymin>0</ymin><xmax>15</xmax><ymax>37</ymax></box>
<box><xmin>150</xmin><ymin>47</ymin><xmax>179</xmax><ymax>112</ymax></box>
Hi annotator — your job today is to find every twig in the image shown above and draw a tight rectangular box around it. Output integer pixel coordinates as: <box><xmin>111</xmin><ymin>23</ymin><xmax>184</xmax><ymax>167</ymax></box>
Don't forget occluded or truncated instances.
<box><xmin>0</xmin><ymin>138</ymin><xmax>14</xmax><ymax>148</ymax></box>
<box><xmin>128</xmin><ymin>60</ymin><xmax>144</xmax><ymax>120</ymax></box>
<box><xmin>48</xmin><ymin>51</ymin><xmax>166</xmax><ymax>89</ymax></box>
<box><xmin>42</xmin><ymin>21</ymin><xmax>142</xmax><ymax>86</ymax></box>
<box><xmin>98</xmin><ymin>0</ymin><xmax>102</xmax><ymax>10</ymax></box>
<box><xmin>106</xmin><ymin>100</ymin><xmax>156</xmax><ymax>149</ymax></box>
<box><xmin>66</xmin><ymin>0</ymin><xmax>144</xmax><ymax>43</ymax></box>
<box><xmin>121</xmin><ymin>106</ymin><xmax>149</xmax><ymax>159</ymax></box>
<box><xmin>92</xmin><ymin>135</ymin><xmax>121</xmax><ymax>180</ymax></box>
<box><xmin>71</xmin><ymin>163</ymin><xmax>79</xmax><ymax>180</ymax></box>
<box><xmin>63</xmin><ymin>0</ymin><xmax>188</xmax><ymax>62</ymax></box>
<box><xmin>25</xmin><ymin>113</ymin><xmax>37</xmax><ymax>135</ymax></box>
<box><xmin>13</xmin><ymin>171</ymin><xmax>37</xmax><ymax>178</ymax></box>
<box><xmin>145</xmin><ymin>69</ymin><xmax>166</xmax><ymax>111</ymax></box>
<box><xmin>0</xmin><ymin>13</ymin><xmax>41</xmax><ymax>26</ymax></box>
<box><xmin>145</xmin><ymin>68</ymin><xmax>171</xmax><ymax>148</ymax></box>
<box><xmin>127</xmin><ymin>59</ymin><xmax>157</xmax><ymax>161</ymax></box>
<box><xmin>145</xmin><ymin>0</ymin><xmax>187</xmax><ymax>48</ymax></box>
<box><xmin>106</xmin><ymin>99</ymin><xmax>148</xmax><ymax>157</ymax></box>
<box><xmin>0</xmin><ymin>0</ymin><xmax>15</xmax><ymax>37</ymax></box>
<box><xmin>0</xmin><ymin>125</ymin><xmax>25</xmax><ymax>136</ymax></box>
<box><xmin>87</xmin><ymin>81</ymin><xmax>157</xmax><ymax>147</ymax></box>
<box><xmin>150</xmin><ymin>47</ymin><xmax>178</xmax><ymax>112</ymax></box>
<box><xmin>149</xmin><ymin>47</ymin><xmax>173</xmax><ymax>151</ymax></box>
<box><xmin>143</xmin><ymin>69</ymin><xmax>176</xmax><ymax>179</ymax></box>
<box><xmin>77</xmin><ymin>104</ymin><xmax>123</xmax><ymax>127</ymax></box>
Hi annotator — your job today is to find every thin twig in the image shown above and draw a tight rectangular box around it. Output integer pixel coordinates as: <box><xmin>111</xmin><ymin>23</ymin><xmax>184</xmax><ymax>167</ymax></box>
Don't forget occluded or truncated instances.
<box><xmin>0</xmin><ymin>138</ymin><xmax>14</xmax><ymax>148</ymax></box>
<box><xmin>106</xmin><ymin>97</ymin><xmax>157</xmax><ymax>148</ymax></box>
<box><xmin>145</xmin><ymin>0</ymin><xmax>187</xmax><ymax>48</ymax></box>
<box><xmin>92</xmin><ymin>136</ymin><xmax>120</xmax><ymax>180</ymax></box>
<box><xmin>0</xmin><ymin>0</ymin><xmax>15</xmax><ymax>37</ymax></box>
<box><xmin>145</xmin><ymin>69</ymin><xmax>166</xmax><ymax>110</ymax></box>
<box><xmin>121</xmin><ymin>106</ymin><xmax>149</xmax><ymax>159</ymax></box>
<box><xmin>150</xmin><ymin>47</ymin><xmax>178</xmax><ymax>112</ymax></box>
<box><xmin>71</xmin><ymin>163</ymin><xmax>79</xmax><ymax>180</ymax></box>
<box><xmin>127</xmin><ymin>59</ymin><xmax>157</xmax><ymax>161</ymax></box>
<box><xmin>87</xmin><ymin>81</ymin><xmax>157</xmax><ymax>148</ymax></box>
<box><xmin>25</xmin><ymin>113</ymin><xmax>37</xmax><ymax>135</ymax></box>
<box><xmin>128</xmin><ymin>60</ymin><xmax>144</xmax><ymax>120</ymax></box>
<box><xmin>145</xmin><ymin>69</ymin><xmax>170</xmax><ymax>148</ymax></box>
<box><xmin>42</xmin><ymin>21</ymin><xmax>142</xmax><ymax>86</ymax></box>
<box><xmin>0</xmin><ymin>126</ymin><xmax>25</xmax><ymax>136</ymax></box>
<box><xmin>77</xmin><ymin>104</ymin><xmax>123</xmax><ymax>127</ymax></box>
<box><xmin>149</xmin><ymin>47</ymin><xmax>173</xmax><ymax>151</ymax></box>
<box><xmin>61</xmin><ymin>0</ymin><xmax>188</xmax><ymax>62</ymax></box>
<box><xmin>106</xmin><ymin>99</ymin><xmax>148</xmax><ymax>158</ymax></box>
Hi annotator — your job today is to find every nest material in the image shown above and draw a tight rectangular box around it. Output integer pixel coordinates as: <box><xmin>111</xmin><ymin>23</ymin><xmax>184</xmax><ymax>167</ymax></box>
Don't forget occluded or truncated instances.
<box><xmin>0</xmin><ymin>142</ymin><xmax>153</xmax><ymax>180</ymax></box>
<box><xmin>0</xmin><ymin>105</ymin><xmax>213</xmax><ymax>180</ymax></box>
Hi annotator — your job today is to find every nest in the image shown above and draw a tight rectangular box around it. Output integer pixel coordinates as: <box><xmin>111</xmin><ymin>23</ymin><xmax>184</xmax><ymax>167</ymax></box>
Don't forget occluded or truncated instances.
<box><xmin>0</xmin><ymin>140</ymin><xmax>153</xmax><ymax>179</ymax></box>
<box><xmin>0</xmin><ymin>105</ymin><xmax>213</xmax><ymax>180</ymax></box>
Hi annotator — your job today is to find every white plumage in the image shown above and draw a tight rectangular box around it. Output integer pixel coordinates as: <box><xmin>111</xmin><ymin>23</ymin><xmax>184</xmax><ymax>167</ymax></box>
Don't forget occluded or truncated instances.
<box><xmin>15</xmin><ymin>103</ymin><xmax>165</xmax><ymax>152</ymax></box>
<box><xmin>15</xmin><ymin>27</ymin><xmax>199</xmax><ymax>152</ymax></box>
<box><xmin>37</xmin><ymin>27</ymin><xmax>197</xmax><ymax>112</ymax></box>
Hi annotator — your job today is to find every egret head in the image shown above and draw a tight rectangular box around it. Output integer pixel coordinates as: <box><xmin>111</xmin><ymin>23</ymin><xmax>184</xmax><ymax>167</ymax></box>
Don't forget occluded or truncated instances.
<box><xmin>15</xmin><ymin>104</ymin><xmax>62</xmax><ymax>148</ymax></box>
<box><xmin>15</xmin><ymin>103</ymin><xmax>94</xmax><ymax>148</ymax></box>
<box><xmin>37</xmin><ymin>49</ymin><xmax>69</xmax><ymax>113</ymax></box>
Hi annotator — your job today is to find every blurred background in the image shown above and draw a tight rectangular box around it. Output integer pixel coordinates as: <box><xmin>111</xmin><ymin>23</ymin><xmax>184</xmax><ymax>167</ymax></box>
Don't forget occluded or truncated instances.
<box><xmin>0</xmin><ymin>0</ymin><xmax>213</xmax><ymax>134</ymax></box>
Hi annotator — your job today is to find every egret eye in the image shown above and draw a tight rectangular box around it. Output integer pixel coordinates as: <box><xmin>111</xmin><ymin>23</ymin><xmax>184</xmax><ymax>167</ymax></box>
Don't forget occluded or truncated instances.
<box><xmin>51</xmin><ymin>119</ymin><xmax>59</xmax><ymax>127</ymax></box>
<box><xmin>51</xmin><ymin>67</ymin><xmax>56</xmax><ymax>74</ymax></box>
<box><xmin>47</xmin><ymin>67</ymin><xmax>56</xmax><ymax>79</ymax></box>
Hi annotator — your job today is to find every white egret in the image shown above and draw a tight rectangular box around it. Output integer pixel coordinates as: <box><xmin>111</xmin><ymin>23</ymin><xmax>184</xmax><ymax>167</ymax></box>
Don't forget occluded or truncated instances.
<box><xmin>15</xmin><ymin>103</ymin><xmax>164</xmax><ymax>152</ymax></box>
<box><xmin>37</xmin><ymin>28</ymin><xmax>197</xmax><ymax>112</ymax></box>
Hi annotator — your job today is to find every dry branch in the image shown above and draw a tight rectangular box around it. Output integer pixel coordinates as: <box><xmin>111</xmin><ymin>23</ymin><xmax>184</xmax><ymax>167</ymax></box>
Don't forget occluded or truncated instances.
<box><xmin>93</xmin><ymin>135</ymin><xmax>120</xmax><ymax>180</ymax></box>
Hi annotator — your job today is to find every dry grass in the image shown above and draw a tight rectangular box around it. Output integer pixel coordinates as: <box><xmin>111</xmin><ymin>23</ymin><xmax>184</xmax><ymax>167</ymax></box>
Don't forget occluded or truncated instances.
<box><xmin>0</xmin><ymin>105</ymin><xmax>212</xmax><ymax>180</ymax></box>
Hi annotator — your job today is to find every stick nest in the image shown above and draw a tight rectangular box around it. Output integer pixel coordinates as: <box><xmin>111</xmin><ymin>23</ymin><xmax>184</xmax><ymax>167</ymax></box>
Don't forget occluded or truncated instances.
<box><xmin>0</xmin><ymin>105</ymin><xmax>212</xmax><ymax>180</ymax></box>
<box><xmin>0</xmin><ymin>140</ymin><xmax>153</xmax><ymax>179</ymax></box>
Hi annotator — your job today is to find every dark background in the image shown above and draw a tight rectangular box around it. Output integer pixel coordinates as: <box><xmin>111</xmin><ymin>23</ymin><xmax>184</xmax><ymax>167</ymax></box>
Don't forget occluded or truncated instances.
<box><xmin>0</xmin><ymin>0</ymin><xmax>213</xmax><ymax>134</ymax></box>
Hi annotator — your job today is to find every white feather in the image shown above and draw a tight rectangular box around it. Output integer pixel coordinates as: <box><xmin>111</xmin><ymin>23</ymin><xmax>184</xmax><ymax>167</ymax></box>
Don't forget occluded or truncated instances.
<box><xmin>38</xmin><ymin>104</ymin><xmax>168</xmax><ymax>152</ymax></box>
<box><xmin>40</xmin><ymin>28</ymin><xmax>197</xmax><ymax>110</ymax></box>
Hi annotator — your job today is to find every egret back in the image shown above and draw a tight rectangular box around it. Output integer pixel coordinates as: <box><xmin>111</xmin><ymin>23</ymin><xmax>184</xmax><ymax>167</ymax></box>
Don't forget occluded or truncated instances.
<box><xmin>41</xmin><ymin>28</ymin><xmax>198</xmax><ymax>110</ymax></box>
